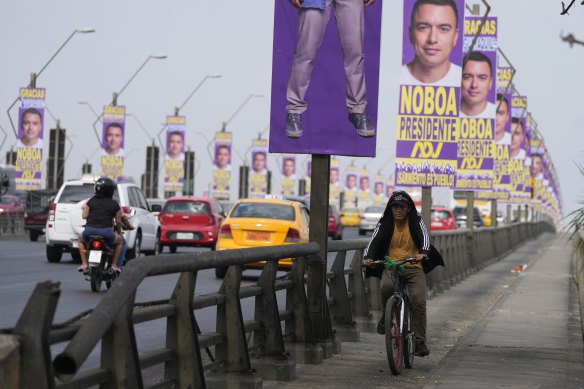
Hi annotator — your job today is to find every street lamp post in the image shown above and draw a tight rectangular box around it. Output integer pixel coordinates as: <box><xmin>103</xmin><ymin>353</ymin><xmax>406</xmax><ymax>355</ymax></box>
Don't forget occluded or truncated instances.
<box><xmin>91</xmin><ymin>55</ymin><xmax>167</xmax><ymax>146</ymax></box>
<box><xmin>6</xmin><ymin>28</ymin><xmax>95</xmax><ymax>138</ymax></box>
<box><xmin>224</xmin><ymin>93</ymin><xmax>264</xmax><ymax>130</ymax></box>
<box><xmin>155</xmin><ymin>74</ymin><xmax>222</xmax><ymax>197</ymax></box>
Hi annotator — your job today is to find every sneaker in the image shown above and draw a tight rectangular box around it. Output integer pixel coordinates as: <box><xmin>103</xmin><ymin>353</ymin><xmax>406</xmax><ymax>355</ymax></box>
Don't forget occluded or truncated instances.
<box><xmin>284</xmin><ymin>113</ymin><xmax>303</xmax><ymax>138</ymax></box>
<box><xmin>376</xmin><ymin>314</ymin><xmax>385</xmax><ymax>335</ymax></box>
<box><xmin>415</xmin><ymin>342</ymin><xmax>430</xmax><ymax>357</ymax></box>
<box><xmin>348</xmin><ymin>112</ymin><xmax>376</xmax><ymax>138</ymax></box>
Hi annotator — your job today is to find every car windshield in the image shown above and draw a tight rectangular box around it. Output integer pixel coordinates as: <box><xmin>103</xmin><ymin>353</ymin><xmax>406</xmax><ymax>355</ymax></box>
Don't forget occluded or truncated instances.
<box><xmin>431</xmin><ymin>210</ymin><xmax>451</xmax><ymax>219</ymax></box>
<box><xmin>231</xmin><ymin>202</ymin><xmax>295</xmax><ymax>221</ymax></box>
<box><xmin>163</xmin><ymin>201</ymin><xmax>210</xmax><ymax>214</ymax></box>
<box><xmin>364</xmin><ymin>206</ymin><xmax>384</xmax><ymax>213</ymax></box>
<box><xmin>57</xmin><ymin>184</ymin><xmax>119</xmax><ymax>203</ymax></box>
<box><xmin>0</xmin><ymin>197</ymin><xmax>15</xmax><ymax>205</ymax></box>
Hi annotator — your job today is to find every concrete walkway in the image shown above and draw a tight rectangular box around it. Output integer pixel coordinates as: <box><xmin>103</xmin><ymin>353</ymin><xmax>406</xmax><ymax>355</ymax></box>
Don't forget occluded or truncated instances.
<box><xmin>262</xmin><ymin>233</ymin><xmax>584</xmax><ymax>388</ymax></box>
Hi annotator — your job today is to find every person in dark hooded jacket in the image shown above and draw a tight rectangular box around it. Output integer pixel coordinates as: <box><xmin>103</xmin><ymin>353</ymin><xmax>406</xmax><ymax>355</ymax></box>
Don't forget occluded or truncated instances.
<box><xmin>362</xmin><ymin>190</ymin><xmax>444</xmax><ymax>357</ymax></box>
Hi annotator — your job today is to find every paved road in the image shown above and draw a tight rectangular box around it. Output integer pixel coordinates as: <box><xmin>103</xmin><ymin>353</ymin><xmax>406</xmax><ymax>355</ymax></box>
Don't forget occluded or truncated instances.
<box><xmin>262</xmin><ymin>232</ymin><xmax>584</xmax><ymax>388</ymax></box>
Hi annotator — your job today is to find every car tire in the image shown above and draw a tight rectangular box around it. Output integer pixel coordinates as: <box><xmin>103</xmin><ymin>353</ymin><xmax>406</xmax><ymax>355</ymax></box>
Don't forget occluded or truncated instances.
<box><xmin>215</xmin><ymin>266</ymin><xmax>228</xmax><ymax>279</ymax></box>
<box><xmin>169</xmin><ymin>245</ymin><xmax>177</xmax><ymax>254</ymax></box>
<box><xmin>29</xmin><ymin>230</ymin><xmax>40</xmax><ymax>242</ymax></box>
<box><xmin>144</xmin><ymin>230</ymin><xmax>161</xmax><ymax>256</ymax></box>
<box><xmin>335</xmin><ymin>227</ymin><xmax>343</xmax><ymax>240</ymax></box>
<box><xmin>46</xmin><ymin>245</ymin><xmax>63</xmax><ymax>263</ymax></box>
<box><xmin>71</xmin><ymin>249</ymin><xmax>82</xmax><ymax>264</ymax></box>
<box><xmin>126</xmin><ymin>231</ymin><xmax>142</xmax><ymax>260</ymax></box>
<box><xmin>358</xmin><ymin>229</ymin><xmax>366</xmax><ymax>236</ymax></box>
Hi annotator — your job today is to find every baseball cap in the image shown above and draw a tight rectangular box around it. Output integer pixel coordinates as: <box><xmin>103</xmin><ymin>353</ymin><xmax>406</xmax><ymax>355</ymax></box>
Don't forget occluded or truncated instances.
<box><xmin>390</xmin><ymin>193</ymin><xmax>408</xmax><ymax>207</ymax></box>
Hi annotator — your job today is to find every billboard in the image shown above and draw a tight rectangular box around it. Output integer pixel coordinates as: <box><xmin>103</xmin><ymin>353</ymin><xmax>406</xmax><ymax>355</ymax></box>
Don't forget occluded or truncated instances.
<box><xmin>269</xmin><ymin>0</ymin><xmax>382</xmax><ymax>157</ymax></box>
<box><xmin>281</xmin><ymin>154</ymin><xmax>296</xmax><ymax>196</ymax></box>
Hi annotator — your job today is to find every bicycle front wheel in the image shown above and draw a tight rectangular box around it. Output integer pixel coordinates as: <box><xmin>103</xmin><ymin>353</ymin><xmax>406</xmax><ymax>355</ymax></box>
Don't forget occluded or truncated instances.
<box><xmin>385</xmin><ymin>296</ymin><xmax>403</xmax><ymax>375</ymax></box>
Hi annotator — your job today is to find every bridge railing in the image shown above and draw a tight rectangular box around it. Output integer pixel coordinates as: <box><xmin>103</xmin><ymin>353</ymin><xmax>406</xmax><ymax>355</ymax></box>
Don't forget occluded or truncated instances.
<box><xmin>0</xmin><ymin>221</ymin><xmax>553</xmax><ymax>388</ymax></box>
<box><xmin>0</xmin><ymin>210</ymin><xmax>24</xmax><ymax>237</ymax></box>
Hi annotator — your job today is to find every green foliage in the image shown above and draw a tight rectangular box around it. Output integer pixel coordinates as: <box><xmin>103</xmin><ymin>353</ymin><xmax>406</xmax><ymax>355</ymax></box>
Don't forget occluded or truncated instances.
<box><xmin>566</xmin><ymin>162</ymin><xmax>584</xmax><ymax>258</ymax></box>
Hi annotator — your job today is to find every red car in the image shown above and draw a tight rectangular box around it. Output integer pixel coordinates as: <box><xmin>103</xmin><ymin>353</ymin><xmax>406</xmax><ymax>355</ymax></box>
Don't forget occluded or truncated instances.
<box><xmin>328</xmin><ymin>204</ymin><xmax>343</xmax><ymax>240</ymax></box>
<box><xmin>430</xmin><ymin>207</ymin><xmax>456</xmax><ymax>231</ymax></box>
<box><xmin>0</xmin><ymin>194</ymin><xmax>24</xmax><ymax>214</ymax></box>
<box><xmin>158</xmin><ymin>197</ymin><xmax>225</xmax><ymax>253</ymax></box>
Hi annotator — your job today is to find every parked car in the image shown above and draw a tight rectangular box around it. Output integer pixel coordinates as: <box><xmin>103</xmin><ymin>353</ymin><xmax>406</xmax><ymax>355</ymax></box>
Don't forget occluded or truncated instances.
<box><xmin>452</xmin><ymin>206</ymin><xmax>484</xmax><ymax>228</ymax></box>
<box><xmin>45</xmin><ymin>177</ymin><xmax>160</xmax><ymax>263</ymax></box>
<box><xmin>340</xmin><ymin>207</ymin><xmax>360</xmax><ymax>227</ymax></box>
<box><xmin>158</xmin><ymin>197</ymin><xmax>224</xmax><ymax>253</ymax></box>
<box><xmin>0</xmin><ymin>194</ymin><xmax>24</xmax><ymax>214</ymax></box>
<box><xmin>430</xmin><ymin>207</ymin><xmax>456</xmax><ymax>231</ymax></box>
<box><xmin>215</xmin><ymin>197</ymin><xmax>310</xmax><ymax>278</ymax></box>
<box><xmin>147</xmin><ymin>198</ymin><xmax>166</xmax><ymax>217</ymax></box>
<box><xmin>359</xmin><ymin>205</ymin><xmax>385</xmax><ymax>235</ymax></box>
<box><xmin>24</xmin><ymin>189</ymin><xmax>57</xmax><ymax>241</ymax></box>
<box><xmin>328</xmin><ymin>204</ymin><xmax>343</xmax><ymax>240</ymax></box>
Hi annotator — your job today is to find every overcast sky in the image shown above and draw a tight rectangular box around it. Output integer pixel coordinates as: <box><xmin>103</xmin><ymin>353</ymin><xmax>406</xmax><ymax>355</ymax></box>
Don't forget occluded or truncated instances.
<box><xmin>1</xmin><ymin>0</ymin><xmax>582</xmax><ymax>224</ymax></box>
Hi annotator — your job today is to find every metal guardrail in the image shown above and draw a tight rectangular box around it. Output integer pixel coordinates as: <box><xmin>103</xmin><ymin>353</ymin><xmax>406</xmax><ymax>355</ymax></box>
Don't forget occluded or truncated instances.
<box><xmin>0</xmin><ymin>210</ymin><xmax>24</xmax><ymax>236</ymax></box>
<box><xmin>0</xmin><ymin>221</ymin><xmax>554</xmax><ymax>388</ymax></box>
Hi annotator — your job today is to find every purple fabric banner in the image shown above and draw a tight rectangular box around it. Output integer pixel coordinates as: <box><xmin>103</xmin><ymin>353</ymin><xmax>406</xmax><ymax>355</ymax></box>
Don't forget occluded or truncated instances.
<box><xmin>164</xmin><ymin>116</ymin><xmax>186</xmax><ymax>193</ymax></box>
<box><xmin>15</xmin><ymin>87</ymin><xmax>45</xmax><ymax>190</ymax></box>
<box><xmin>100</xmin><ymin>105</ymin><xmax>126</xmax><ymax>182</ymax></box>
<box><xmin>269</xmin><ymin>0</ymin><xmax>382</xmax><ymax>157</ymax></box>
<box><xmin>395</xmin><ymin>0</ymin><xmax>465</xmax><ymax>188</ymax></box>
<box><xmin>453</xmin><ymin>16</ymin><xmax>497</xmax><ymax>192</ymax></box>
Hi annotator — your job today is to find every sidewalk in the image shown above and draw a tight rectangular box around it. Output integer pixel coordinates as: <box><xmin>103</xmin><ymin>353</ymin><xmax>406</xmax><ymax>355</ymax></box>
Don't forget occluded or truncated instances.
<box><xmin>262</xmin><ymin>233</ymin><xmax>584</xmax><ymax>388</ymax></box>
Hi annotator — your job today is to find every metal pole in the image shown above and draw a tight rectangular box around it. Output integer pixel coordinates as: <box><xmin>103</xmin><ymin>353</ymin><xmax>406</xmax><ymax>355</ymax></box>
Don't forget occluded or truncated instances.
<box><xmin>307</xmin><ymin>154</ymin><xmax>332</xmax><ymax>341</ymax></box>
<box><xmin>467</xmin><ymin>191</ymin><xmax>475</xmax><ymax>230</ymax></box>
<box><xmin>421</xmin><ymin>187</ymin><xmax>431</xmax><ymax>231</ymax></box>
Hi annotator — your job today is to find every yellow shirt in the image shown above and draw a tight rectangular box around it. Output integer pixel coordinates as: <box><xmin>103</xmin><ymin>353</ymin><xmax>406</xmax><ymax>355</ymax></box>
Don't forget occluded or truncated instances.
<box><xmin>387</xmin><ymin>219</ymin><xmax>421</xmax><ymax>269</ymax></box>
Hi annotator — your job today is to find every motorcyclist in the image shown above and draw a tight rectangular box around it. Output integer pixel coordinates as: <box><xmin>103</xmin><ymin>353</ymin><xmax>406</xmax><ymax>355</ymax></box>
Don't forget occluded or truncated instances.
<box><xmin>77</xmin><ymin>177</ymin><xmax>133</xmax><ymax>273</ymax></box>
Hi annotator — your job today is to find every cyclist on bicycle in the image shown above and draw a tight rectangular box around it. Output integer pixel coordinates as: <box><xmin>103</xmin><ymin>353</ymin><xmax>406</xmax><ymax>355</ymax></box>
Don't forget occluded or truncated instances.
<box><xmin>77</xmin><ymin>177</ymin><xmax>133</xmax><ymax>273</ymax></box>
<box><xmin>362</xmin><ymin>190</ymin><xmax>443</xmax><ymax>357</ymax></box>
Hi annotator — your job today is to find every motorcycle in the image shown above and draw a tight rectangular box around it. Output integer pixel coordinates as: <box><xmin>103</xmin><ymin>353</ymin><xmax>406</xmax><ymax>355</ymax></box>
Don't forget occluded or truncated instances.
<box><xmin>86</xmin><ymin>235</ymin><xmax>118</xmax><ymax>292</ymax></box>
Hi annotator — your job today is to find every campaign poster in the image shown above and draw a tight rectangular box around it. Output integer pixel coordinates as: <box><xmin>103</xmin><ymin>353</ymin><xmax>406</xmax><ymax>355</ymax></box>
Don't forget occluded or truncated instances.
<box><xmin>343</xmin><ymin>165</ymin><xmax>359</xmax><ymax>208</ymax></box>
<box><xmin>453</xmin><ymin>16</ymin><xmax>496</xmax><ymax>192</ymax></box>
<box><xmin>212</xmin><ymin>131</ymin><xmax>232</xmax><ymax>200</ymax></box>
<box><xmin>100</xmin><ymin>105</ymin><xmax>126</xmax><ymax>182</ymax></box>
<box><xmin>164</xmin><ymin>116</ymin><xmax>186</xmax><ymax>193</ymax></box>
<box><xmin>509</xmin><ymin>95</ymin><xmax>527</xmax><ymax>203</ymax></box>
<box><xmin>395</xmin><ymin>0</ymin><xmax>465</xmax><ymax>188</ymax></box>
<box><xmin>385</xmin><ymin>178</ymin><xmax>395</xmax><ymax>199</ymax></box>
<box><xmin>281</xmin><ymin>154</ymin><xmax>296</xmax><ymax>196</ymax></box>
<box><xmin>523</xmin><ymin>113</ymin><xmax>534</xmax><ymax>200</ymax></box>
<box><xmin>269</xmin><ymin>0</ymin><xmax>382</xmax><ymax>157</ymax></box>
<box><xmin>372</xmin><ymin>174</ymin><xmax>387</xmax><ymax>205</ymax></box>
<box><xmin>15</xmin><ymin>87</ymin><xmax>45</xmax><ymax>191</ymax></box>
<box><xmin>329</xmin><ymin>159</ymin><xmax>341</xmax><ymax>207</ymax></box>
<box><xmin>358</xmin><ymin>168</ymin><xmax>371</xmax><ymax>209</ymax></box>
<box><xmin>305</xmin><ymin>159</ymin><xmax>311</xmax><ymax>196</ymax></box>
<box><xmin>249</xmin><ymin>139</ymin><xmax>268</xmax><ymax>199</ymax></box>
<box><xmin>530</xmin><ymin>136</ymin><xmax>545</xmax><ymax>205</ymax></box>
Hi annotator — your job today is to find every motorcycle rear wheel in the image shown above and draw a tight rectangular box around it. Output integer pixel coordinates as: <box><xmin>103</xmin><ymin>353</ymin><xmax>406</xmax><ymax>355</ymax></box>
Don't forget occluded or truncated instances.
<box><xmin>90</xmin><ymin>271</ymin><xmax>102</xmax><ymax>292</ymax></box>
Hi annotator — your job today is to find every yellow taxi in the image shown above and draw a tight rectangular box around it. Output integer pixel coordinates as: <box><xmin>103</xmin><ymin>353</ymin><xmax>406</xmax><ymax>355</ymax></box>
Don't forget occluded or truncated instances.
<box><xmin>340</xmin><ymin>207</ymin><xmax>360</xmax><ymax>227</ymax></box>
<box><xmin>214</xmin><ymin>197</ymin><xmax>310</xmax><ymax>278</ymax></box>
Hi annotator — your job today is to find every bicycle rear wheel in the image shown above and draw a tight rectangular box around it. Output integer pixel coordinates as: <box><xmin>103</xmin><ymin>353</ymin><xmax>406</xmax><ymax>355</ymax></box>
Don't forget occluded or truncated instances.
<box><xmin>385</xmin><ymin>296</ymin><xmax>403</xmax><ymax>375</ymax></box>
<box><xmin>403</xmin><ymin>298</ymin><xmax>415</xmax><ymax>369</ymax></box>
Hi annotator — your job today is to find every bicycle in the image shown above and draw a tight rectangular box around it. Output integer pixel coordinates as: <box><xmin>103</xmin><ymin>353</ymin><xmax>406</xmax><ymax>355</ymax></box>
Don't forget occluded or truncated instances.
<box><xmin>370</xmin><ymin>256</ymin><xmax>419</xmax><ymax>375</ymax></box>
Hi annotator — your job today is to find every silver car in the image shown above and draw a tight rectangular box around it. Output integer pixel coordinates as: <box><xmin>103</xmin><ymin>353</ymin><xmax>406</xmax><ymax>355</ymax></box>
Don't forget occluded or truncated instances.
<box><xmin>359</xmin><ymin>205</ymin><xmax>385</xmax><ymax>236</ymax></box>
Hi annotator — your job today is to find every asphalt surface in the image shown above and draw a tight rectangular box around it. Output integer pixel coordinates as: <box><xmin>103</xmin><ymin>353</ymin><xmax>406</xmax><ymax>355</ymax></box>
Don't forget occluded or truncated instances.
<box><xmin>262</xmin><ymin>232</ymin><xmax>584</xmax><ymax>388</ymax></box>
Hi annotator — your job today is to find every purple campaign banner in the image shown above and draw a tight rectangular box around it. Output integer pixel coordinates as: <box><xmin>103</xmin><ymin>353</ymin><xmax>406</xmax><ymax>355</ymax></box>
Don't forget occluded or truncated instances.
<box><xmin>395</xmin><ymin>0</ymin><xmax>465</xmax><ymax>188</ymax></box>
<box><xmin>269</xmin><ymin>1</ymin><xmax>382</xmax><ymax>157</ymax></box>
<box><xmin>15</xmin><ymin>87</ymin><xmax>45</xmax><ymax>190</ymax></box>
